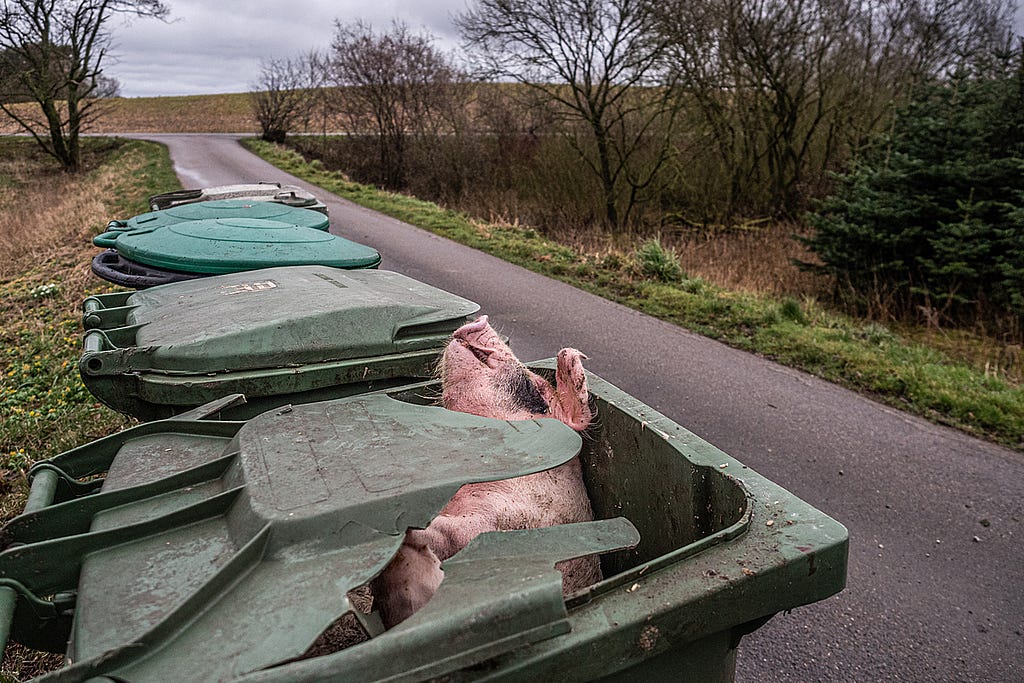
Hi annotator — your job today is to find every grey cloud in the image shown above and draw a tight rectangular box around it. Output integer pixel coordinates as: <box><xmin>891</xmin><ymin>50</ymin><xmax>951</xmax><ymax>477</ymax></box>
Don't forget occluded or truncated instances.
<box><xmin>104</xmin><ymin>0</ymin><xmax>467</xmax><ymax>97</ymax></box>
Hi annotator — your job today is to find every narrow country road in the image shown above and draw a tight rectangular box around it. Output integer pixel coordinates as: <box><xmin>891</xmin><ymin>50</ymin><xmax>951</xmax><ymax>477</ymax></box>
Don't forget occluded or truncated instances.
<box><xmin>132</xmin><ymin>133</ymin><xmax>1023</xmax><ymax>682</ymax></box>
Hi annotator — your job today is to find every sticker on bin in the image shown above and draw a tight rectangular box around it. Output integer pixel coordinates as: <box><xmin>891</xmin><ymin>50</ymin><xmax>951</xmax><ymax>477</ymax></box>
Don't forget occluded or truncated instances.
<box><xmin>221</xmin><ymin>280</ymin><xmax>278</xmax><ymax>295</ymax></box>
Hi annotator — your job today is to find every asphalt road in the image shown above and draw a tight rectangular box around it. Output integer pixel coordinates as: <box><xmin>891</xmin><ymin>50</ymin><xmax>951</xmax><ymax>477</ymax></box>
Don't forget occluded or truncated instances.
<box><xmin>133</xmin><ymin>133</ymin><xmax>1023</xmax><ymax>682</ymax></box>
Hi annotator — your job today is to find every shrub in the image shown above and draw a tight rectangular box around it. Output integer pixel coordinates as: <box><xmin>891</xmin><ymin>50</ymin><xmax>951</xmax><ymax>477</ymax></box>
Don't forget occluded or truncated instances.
<box><xmin>804</xmin><ymin>59</ymin><xmax>1024</xmax><ymax>337</ymax></box>
<box><xmin>636</xmin><ymin>237</ymin><xmax>685</xmax><ymax>283</ymax></box>
<box><xmin>779</xmin><ymin>297</ymin><xmax>807</xmax><ymax>325</ymax></box>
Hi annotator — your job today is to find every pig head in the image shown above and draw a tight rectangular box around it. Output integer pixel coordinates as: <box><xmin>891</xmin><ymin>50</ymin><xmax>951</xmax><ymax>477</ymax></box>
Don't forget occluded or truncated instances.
<box><xmin>372</xmin><ymin>315</ymin><xmax>600</xmax><ymax>628</ymax></box>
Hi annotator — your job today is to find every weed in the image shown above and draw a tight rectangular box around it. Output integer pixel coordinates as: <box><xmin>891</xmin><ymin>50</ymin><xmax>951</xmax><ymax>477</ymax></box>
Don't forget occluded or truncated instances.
<box><xmin>679</xmin><ymin>277</ymin><xmax>706</xmax><ymax>295</ymax></box>
<box><xmin>635</xmin><ymin>237</ymin><xmax>685</xmax><ymax>283</ymax></box>
<box><xmin>601</xmin><ymin>252</ymin><xmax>625</xmax><ymax>271</ymax></box>
<box><xmin>778</xmin><ymin>297</ymin><xmax>808</xmax><ymax>325</ymax></box>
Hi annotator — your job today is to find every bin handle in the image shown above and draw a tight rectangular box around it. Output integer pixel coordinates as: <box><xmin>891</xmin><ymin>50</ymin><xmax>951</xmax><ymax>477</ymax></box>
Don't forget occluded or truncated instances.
<box><xmin>82</xmin><ymin>330</ymin><xmax>109</xmax><ymax>355</ymax></box>
<box><xmin>92</xmin><ymin>230</ymin><xmax>123</xmax><ymax>248</ymax></box>
<box><xmin>93</xmin><ymin>225</ymin><xmax>159</xmax><ymax>248</ymax></box>
<box><xmin>0</xmin><ymin>580</ymin><xmax>69</xmax><ymax>658</ymax></box>
<box><xmin>24</xmin><ymin>468</ymin><xmax>60</xmax><ymax>513</ymax></box>
<box><xmin>82</xmin><ymin>297</ymin><xmax>104</xmax><ymax>316</ymax></box>
<box><xmin>0</xmin><ymin>587</ymin><xmax>14</xmax><ymax>661</ymax></box>
<box><xmin>0</xmin><ymin>465</ymin><xmax>64</xmax><ymax>657</ymax></box>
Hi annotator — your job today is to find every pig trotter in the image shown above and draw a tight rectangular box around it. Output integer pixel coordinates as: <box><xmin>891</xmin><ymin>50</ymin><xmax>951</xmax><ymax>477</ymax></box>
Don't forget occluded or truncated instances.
<box><xmin>372</xmin><ymin>531</ymin><xmax>444</xmax><ymax>628</ymax></box>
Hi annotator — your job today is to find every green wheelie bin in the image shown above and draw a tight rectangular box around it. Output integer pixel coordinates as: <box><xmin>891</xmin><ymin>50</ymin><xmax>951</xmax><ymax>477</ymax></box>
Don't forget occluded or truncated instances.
<box><xmin>80</xmin><ymin>266</ymin><xmax>478</xmax><ymax>420</ymax></box>
<box><xmin>0</xmin><ymin>363</ymin><xmax>848</xmax><ymax>681</ymax></box>
<box><xmin>148</xmin><ymin>182</ymin><xmax>328</xmax><ymax>215</ymax></box>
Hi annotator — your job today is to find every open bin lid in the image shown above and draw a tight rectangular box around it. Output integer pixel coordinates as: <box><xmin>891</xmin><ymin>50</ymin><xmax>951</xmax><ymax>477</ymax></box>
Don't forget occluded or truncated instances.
<box><xmin>79</xmin><ymin>267</ymin><xmax>479</xmax><ymax>419</ymax></box>
<box><xmin>92</xmin><ymin>218</ymin><xmax>380</xmax><ymax>274</ymax></box>
<box><xmin>0</xmin><ymin>394</ymin><xmax>638</xmax><ymax>682</ymax></box>
<box><xmin>149</xmin><ymin>183</ymin><xmax>326</xmax><ymax>214</ymax></box>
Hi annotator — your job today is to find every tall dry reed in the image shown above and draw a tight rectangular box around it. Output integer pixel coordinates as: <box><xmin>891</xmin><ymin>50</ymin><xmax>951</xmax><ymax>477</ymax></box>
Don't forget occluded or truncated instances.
<box><xmin>0</xmin><ymin>147</ymin><xmax>135</xmax><ymax>279</ymax></box>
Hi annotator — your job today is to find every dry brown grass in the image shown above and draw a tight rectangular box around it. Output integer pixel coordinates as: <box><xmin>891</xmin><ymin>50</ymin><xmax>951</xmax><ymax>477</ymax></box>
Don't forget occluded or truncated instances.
<box><xmin>0</xmin><ymin>159</ymin><xmax>112</xmax><ymax>278</ymax></box>
<box><xmin>902</xmin><ymin>327</ymin><xmax>1023</xmax><ymax>386</ymax></box>
<box><xmin>0</xmin><ymin>644</ymin><xmax>64</xmax><ymax>682</ymax></box>
<box><xmin>562</xmin><ymin>220</ymin><xmax>827</xmax><ymax>300</ymax></box>
<box><xmin>0</xmin><ymin>138</ymin><xmax>176</xmax><ymax>681</ymax></box>
<box><xmin>0</xmin><ymin>141</ymin><xmax>157</xmax><ymax>278</ymax></box>
<box><xmin>0</xmin><ymin>138</ymin><xmax>142</xmax><ymax>510</ymax></box>
<box><xmin>0</xmin><ymin>93</ymin><xmax>260</xmax><ymax>135</ymax></box>
<box><xmin>667</xmin><ymin>222</ymin><xmax>826</xmax><ymax>298</ymax></box>
<box><xmin>0</xmin><ymin>92</ymin><xmax>355</xmax><ymax>135</ymax></box>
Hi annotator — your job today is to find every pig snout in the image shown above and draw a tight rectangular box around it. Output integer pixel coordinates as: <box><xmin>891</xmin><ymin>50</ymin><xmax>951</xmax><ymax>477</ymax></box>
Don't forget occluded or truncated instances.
<box><xmin>446</xmin><ymin>315</ymin><xmax>508</xmax><ymax>369</ymax></box>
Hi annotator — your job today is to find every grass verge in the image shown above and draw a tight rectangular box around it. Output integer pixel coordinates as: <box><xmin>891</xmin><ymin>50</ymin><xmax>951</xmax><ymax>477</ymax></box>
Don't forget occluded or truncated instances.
<box><xmin>0</xmin><ymin>137</ymin><xmax>180</xmax><ymax>680</ymax></box>
<box><xmin>244</xmin><ymin>138</ymin><xmax>1024</xmax><ymax>450</ymax></box>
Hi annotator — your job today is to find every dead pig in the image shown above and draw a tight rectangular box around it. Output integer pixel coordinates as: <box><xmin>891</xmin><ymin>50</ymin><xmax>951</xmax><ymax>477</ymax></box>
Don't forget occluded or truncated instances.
<box><xmin>373</xmin><ymin>315</ymin><xmax>600</xmax><ymax>627</ymax></box>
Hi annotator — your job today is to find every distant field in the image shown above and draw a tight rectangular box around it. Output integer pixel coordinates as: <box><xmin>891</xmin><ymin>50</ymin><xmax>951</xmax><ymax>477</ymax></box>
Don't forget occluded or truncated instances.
<box><xmin>0</xmin><ymin>92</ymin><xmax>272</xmax><ymax>134</ymax></box>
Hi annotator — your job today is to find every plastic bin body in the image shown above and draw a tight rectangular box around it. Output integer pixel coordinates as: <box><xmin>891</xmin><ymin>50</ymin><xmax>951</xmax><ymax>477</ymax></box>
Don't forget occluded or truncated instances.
<box><xmin>149</xmin><ymin>182</ymin><xmax>328</xmax><ymax>215</ymax></box>
<box><xmin>80</xmin><ymin>267</ymin><xmax>479</xmax><ymax>420</ymax></box>
<box><xmin>0</xmin><ymin>365</ymin><xmax>848</xmax><ymax>681</ymax></box>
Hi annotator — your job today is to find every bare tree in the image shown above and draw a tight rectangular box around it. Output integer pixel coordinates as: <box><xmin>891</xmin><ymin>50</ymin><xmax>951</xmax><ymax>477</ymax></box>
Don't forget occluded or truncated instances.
<box><xmin>653</xmin><ymin>0</ymin><xmax>1017</xmax><ymax>219</ymax></box>
<box><xmin>329</xmin><ymin>19</ymin><xmax>459</xmax><ymax>189</ymax></box>
<box><xmin>250</xmin><ymin>50</ymin><xmax>326</xmax><ymax>143</ymax></box>
<box><xmin>303</xmin><ymin>50</ymin><xmax>334</xmax><ymax>155</ymax></box>
<box><xmin>456</xmin><ymin>0</ymin><xmax>681</xmax><ymax>231</ymax></box>
<box><xmin>0</xmin><ymin>0</ymin><xmax>169</xmax><ymax>172</ymax></box>
<box><xmin>94</xmin><ymin>72</ymin><xmax>120</xmax><ymax>98</ymax></box>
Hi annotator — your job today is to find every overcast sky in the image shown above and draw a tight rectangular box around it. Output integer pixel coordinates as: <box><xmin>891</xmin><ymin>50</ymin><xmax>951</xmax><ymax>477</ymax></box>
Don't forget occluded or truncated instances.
<box><xmin>108</xmin><ymin>0</ymin><xmax>1024</xmax><ymax>99</ymax></box>
<box><xmin>105</xmin><ymin>1</ymin><xmax>468</xmax><ymax>98</ymax></box>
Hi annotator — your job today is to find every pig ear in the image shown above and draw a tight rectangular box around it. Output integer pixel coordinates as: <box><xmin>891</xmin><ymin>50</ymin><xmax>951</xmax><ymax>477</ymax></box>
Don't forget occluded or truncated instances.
<box><xmin>550</xmin><ymin>348</ymin><xmax>592</xmax><ymax>431</ymax></box>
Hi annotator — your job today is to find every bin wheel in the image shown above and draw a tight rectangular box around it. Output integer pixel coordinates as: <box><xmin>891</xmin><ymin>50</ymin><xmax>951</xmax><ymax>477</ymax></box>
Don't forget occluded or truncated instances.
<box><xmin>91</xmin><ymin>249</ymin><xmax>205</xmax><ymax>289</ymax></box>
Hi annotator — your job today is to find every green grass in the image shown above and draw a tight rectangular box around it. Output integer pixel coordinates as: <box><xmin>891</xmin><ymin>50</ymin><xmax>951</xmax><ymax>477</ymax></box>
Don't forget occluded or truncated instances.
<box><xmin>0</xmin><ymin>138</ymin><xmax>180</xmax><ymax>509</ymax></box>
<box><xmin>0</xmin><ymin>136</ymin><xmax>180</xmax><ymax>680</ymax></box>
<box><xmin>245</xmin><ymin>138</ymin><xmax>1024</xmax><ymax>449</ymax></box>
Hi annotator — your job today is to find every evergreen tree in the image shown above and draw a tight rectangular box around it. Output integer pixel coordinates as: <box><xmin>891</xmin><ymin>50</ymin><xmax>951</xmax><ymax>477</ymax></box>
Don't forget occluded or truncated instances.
<box><xmin>805</xmin><ymin>53</ymin><xmax>1024</xmax><ymax>333</ymax></box>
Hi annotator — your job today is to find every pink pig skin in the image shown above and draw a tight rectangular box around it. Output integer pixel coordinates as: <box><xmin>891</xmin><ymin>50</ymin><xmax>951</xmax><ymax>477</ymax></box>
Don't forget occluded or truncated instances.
<box><xmin>373</xmin><ymin>316</ymin><xmax>600</xmax><ymax>627</ymax></box>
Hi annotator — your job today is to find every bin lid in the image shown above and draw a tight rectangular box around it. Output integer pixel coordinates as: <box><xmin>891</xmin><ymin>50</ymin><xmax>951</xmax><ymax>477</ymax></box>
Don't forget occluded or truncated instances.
<box><xmin>1</xmin><ymin>394</ymin><xmax>637</xmax><ymax>682</ymax></box>
<box><xmin>98</xmin><ymin>218</ymin><xmax>380</xmax><ymax>274</ymax></box>
<box><xmin>80</xmin><ymin>267</ymin><xmax>479</xmax><ymax>375</ymax></box>
<box><xmin>149</xmin><ymin>183</ymin><xmax>325</xmax><ymax>212</ymax></box>
<box><xmin>124</xmin><ymin>199</ymin><xmax>330</xmax><ymax>231</ymax></box>
<box><xmin>95</xmin><ymin>200</ymin><xmax>331</xmax><ymax>248</ymax></box>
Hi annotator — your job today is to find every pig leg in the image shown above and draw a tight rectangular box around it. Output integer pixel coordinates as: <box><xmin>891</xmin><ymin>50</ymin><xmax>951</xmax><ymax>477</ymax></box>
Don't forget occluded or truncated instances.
<box><xmin>373</xmin><ymin>513</ymin><xmax>492</xmax><ymax>627</ymax></box>
<box><xmin>372</xmin><ymin>530</ymin><xmax>444</xmax><ymax>628</ymax></box>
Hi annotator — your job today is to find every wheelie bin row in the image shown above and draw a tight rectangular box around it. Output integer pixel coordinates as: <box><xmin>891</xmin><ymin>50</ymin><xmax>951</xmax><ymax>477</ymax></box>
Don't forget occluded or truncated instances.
<box><xmin>0</xmin><ymin>183</ymin><xmax>849</xmax><ymax>681</ymax></box>
<box><xmin>91</xmin><ymin>183</ymin><xmax>379</xmax><ymax>289</ymax></box>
